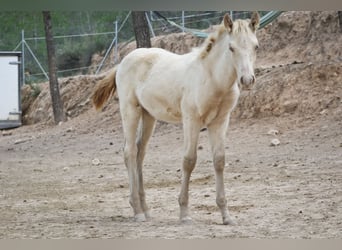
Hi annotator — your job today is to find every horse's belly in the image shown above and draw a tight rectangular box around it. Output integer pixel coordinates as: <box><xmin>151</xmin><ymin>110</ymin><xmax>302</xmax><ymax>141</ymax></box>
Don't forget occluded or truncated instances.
<box><xmin>142</xmin><ymin>102</ymin><xmax>182</xmax><ymax>123</ymax></box>
<box><xmin>148</xmin><ymin>107</ymin><xmax>182</xmax><ymax>123</ymax></box>
<box><xmin>136</xmin><ymin>86</ymin><xmax>182</xmax><ymax>123</ymax></box>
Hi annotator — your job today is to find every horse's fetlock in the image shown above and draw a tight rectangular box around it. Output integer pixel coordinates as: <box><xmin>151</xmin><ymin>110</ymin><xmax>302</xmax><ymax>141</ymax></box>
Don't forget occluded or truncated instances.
<box><xmin>216</xmin><ymin>196</ymin><xmax>227</xmax><ymax>208</ymax></box>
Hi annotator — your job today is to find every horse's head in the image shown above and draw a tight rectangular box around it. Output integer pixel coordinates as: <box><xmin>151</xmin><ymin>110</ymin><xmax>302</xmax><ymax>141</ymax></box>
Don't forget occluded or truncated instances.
<box><xmin>224</xmin><ymin>12</ymin><xmax>260</xmax><ymax>87</ymax></box>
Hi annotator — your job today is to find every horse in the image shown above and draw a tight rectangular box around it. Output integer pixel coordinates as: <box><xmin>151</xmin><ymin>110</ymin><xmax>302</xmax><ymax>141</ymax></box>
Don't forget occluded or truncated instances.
<box><xmin>92</xmin><ymin>12</ymin><xmax>260</xmax><ymax>225</ymax></box>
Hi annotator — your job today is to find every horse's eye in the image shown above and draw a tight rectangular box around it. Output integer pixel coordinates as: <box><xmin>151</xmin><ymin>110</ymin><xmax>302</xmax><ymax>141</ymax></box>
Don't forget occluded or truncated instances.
<box><xmin>229</xmin><ymin>46</ymin><xmax>235</xmax><ymax>52</ymax></box>
<box><xmin>255</xmin><ymin>45</ymin><xmax>259</xmax><ymax>50</ymax></box>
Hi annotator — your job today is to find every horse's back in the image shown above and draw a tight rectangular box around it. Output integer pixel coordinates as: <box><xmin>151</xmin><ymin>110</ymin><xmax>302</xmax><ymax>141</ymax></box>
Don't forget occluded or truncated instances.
<box><xmin>117</xmin><ymin>48</ymin><xmax>178</xmax><ymax>86</ymax></box>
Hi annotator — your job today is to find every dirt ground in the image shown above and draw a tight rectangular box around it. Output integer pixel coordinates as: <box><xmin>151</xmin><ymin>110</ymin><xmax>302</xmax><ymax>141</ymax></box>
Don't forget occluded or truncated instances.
<box><xmin>0</xmin><ymin>11</ymin><xmax>341</xmax><ymax>238</ymax></box>
<box><xmin>1</xmin><ymin>111</ymin><xmax>341</xmax><ymax>238</ymax></box>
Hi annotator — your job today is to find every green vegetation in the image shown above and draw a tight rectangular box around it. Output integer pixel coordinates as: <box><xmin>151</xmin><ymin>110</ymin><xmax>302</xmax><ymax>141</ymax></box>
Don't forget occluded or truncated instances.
<box><xmin>0</xmin><ymin>11</ymin><xmax>133</xmax><ymax>83</ymax></box>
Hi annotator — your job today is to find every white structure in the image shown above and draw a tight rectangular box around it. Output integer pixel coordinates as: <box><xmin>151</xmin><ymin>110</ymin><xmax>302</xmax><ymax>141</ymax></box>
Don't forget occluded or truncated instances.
<box><xmin>0</xmin><ymin>52</ymin><xmax>22</xmax><ymax>129</ymax></box>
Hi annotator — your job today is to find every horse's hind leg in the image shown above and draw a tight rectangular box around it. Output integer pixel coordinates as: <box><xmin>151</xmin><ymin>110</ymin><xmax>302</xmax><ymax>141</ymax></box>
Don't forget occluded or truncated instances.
<box><xmin>207</xmin><ymin>117</ymin><xmax>235</xmax><ymax>225</ymax></box>
<box><xmin>136</xmin><ymin>110</ymin><xmax>156</xmax><ymax>219</ymax></box>
<box><xmin>121</xmin><ymin>102</ymin><xmax>146</xmax><ymax>221</ymax></box>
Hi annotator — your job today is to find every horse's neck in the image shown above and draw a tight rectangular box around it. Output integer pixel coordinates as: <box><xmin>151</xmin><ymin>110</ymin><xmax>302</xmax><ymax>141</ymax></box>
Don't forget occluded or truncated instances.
<box><xmin>202</xmin><ymin>40</ymin><xmax>237</xmax><ymax>89</ymax></box>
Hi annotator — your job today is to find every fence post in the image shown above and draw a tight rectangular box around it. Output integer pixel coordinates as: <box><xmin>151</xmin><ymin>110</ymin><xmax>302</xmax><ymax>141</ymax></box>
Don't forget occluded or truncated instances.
<box><xmin>145</xmin><ymin>12</ymin><xmax>155</xmax><ymax>37</ymax></box>
<box><xmin>95</xmin><ymin>21</ymin><xmax>118</xmax><ymax>74</ymax></box>
<box><xmin>181</xmin><ymin>11</ymin><xmax>185</xmax><ymax>33</ymax></box>
<box><xmin>114</xmin><ymin>20</ymin><xmax>118</xmax><ymax>64</ymax></box>
<box><xmin>21</xmin><ymin>30</ymin><xmax>25</xmax><ymax>85</ymax></box>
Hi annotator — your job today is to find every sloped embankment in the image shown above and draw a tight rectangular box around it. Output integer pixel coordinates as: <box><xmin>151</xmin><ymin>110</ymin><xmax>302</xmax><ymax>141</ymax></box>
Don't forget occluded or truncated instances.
<box><xmin>21</xmin><ymin>11</ymin><xmax>342</xmax><ymax>125</ymax></box>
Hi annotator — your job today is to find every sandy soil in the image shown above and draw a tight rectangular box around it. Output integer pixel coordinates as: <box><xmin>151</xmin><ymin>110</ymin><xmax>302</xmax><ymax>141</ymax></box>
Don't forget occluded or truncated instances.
<box><xmin>0</xmin><ymin>111</ymin><xmax>341</xmax><ymax>238</ymax></box>
<box><xmin>0</xmin><ymin>11</ymin><xmax>341</xmax><ymax>238</ymax></box>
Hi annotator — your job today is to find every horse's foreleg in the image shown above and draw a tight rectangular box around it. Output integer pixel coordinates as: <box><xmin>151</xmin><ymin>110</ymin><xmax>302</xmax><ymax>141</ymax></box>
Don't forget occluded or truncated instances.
<box><xmin>121</xmin><ymin>104</ymin><xmax>146</xmax><ymax>222</ymax></box>
<box><xmin>178</xmin><ymin>118</ymin><xmax>201</xmax><ymax>223</ymax></box>
<box><xmin>208</xmin><ymin>117</ymin><xmax>235</xmax><ymax>225</ymax></box>
<box><xmin>136</xmin><ymin>110</ymin><xmax>156</xmax><ymax>219</ymax></box>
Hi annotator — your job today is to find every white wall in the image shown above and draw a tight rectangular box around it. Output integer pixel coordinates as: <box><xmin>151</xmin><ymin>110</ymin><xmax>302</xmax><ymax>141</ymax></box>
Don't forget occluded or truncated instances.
<box><xmin>0</xmin><ymin>54</ymin><xmax>20</xmax><ymax>121</ymax></box>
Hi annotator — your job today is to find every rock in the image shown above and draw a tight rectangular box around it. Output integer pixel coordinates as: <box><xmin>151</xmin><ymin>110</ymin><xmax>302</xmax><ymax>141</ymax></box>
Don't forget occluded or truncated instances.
<box><xmin>267</xmin><ymin>129</ymin><xmax>279</xmax><ymax>136</ymax></box>
<box><xmin>92</xmin><ymin>158</ymin><xmax>101</xmax><ymax>166</ymax></box>
<box><xmin>66</xmin><ymin>127</ymin><xmax>74</xmax><ymax>133</ymax></box>
<box><xmin>320</xmin><ymin>109</ymin><xmax>328</xmax><ymax>115</ymax></box>
<box><xmin>14</xmin><ymin>138</ymin><xmax>30</xmax><ymax>144</ymax></box>
<box><xmin>270</xmin><ymin>138</ymin><xmax>280</xmax><ymax>146</ymax></box>
<box><xmin>2</xmin><ymin>131</ymin><xmax>12</xmax><ymax>136</ymax></box>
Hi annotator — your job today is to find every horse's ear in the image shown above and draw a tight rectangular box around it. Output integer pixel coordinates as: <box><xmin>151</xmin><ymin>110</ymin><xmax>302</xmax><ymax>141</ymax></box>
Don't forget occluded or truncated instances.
<box><xmin>249</xmin><ymin>11</ymin><xmax>260</xmax><ymax>32</ymax></box>
<box><xmin>223</xmin><ymin>13</ymin><xmax>233</xmax><ymax>33</ymax></box>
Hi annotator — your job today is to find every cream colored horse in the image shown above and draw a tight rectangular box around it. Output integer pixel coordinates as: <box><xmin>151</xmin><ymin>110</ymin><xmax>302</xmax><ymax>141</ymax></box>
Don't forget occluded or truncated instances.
<box><xmin>92</xmin><ymin>12</ymin><xmax>260</xmax><ymax>225</ymax></box>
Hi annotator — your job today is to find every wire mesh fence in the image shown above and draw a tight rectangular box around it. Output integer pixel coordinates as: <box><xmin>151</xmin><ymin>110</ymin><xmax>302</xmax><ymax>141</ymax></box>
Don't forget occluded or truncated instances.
<box><xmin>15</xmin><ymin>11</ymin><xmax>270</xmax><ymax>84</ymax></box>
<box><xmin>22</xmin><ymin>32</ymin><xmax>116</xmax><ymax>82</ymax></box>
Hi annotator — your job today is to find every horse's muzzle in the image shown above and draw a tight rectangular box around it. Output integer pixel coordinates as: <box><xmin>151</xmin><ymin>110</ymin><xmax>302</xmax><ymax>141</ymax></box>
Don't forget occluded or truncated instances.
<box><xmin>240</xmin><ymin>75</ymin><xmax>256</xmax><ymax>86</ymax></box>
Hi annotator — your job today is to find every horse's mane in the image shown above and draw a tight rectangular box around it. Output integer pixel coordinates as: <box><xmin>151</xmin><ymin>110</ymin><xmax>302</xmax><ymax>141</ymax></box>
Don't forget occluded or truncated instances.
<box><xmin>199</xmin><ymin>19</ymin><xmax>251</xmax><ymax>59</ymax></box>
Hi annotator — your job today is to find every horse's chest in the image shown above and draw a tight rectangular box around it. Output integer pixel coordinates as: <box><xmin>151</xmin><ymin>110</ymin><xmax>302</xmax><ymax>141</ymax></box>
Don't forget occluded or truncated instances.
<box><xmin>197</xmin><ymin>89</ymin><xmax>239</xmax><ymax>125</ymax></box>
<box><xmin>199</xmin><ymin>99</ymin><xmax>224</xmax><ymax>124</ymax></box>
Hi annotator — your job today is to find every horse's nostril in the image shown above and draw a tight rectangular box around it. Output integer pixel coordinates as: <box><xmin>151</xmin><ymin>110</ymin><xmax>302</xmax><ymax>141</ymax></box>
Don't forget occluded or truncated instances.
<box><xmin>240</xmin><ymin>76</ymin><xmax>255</xmax><ymax>85</ymax></box>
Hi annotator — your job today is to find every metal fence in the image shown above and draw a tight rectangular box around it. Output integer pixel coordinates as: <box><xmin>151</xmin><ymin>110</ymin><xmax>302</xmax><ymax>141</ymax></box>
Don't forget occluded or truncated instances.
<box><xmin>13</xmin><ymin>11</ymin><xmax>276</xmax><ymax>85</ymax></box>
<box><xmin>13</xmin><ymin>12</ymin><xmax>131</xmax><ymax>84</ymax></box>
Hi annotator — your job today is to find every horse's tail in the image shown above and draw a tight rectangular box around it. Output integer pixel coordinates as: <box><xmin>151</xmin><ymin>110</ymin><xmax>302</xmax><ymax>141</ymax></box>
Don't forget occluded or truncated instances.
<box><xmin>92</xmin><ymin>67</ymin><xmax>117</xmax><ymax>110</ymax></box>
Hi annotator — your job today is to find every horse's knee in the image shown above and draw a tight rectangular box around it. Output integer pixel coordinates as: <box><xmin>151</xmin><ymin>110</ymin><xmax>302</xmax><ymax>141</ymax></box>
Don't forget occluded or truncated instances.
<box><xmin>183</xmin><ymin>155</ymin><xmax>197</xmax><ymax>172</ymax></box>
<box><xmin>213</xmin><ymin>154</ymin><xmax>225</xmax><ymax>171</ymax></box>
<box><xmin>124</xmin><ymin>142</ymin><xmax>137</xmax><ymax>154</ymax></box>
<box><xmin>124</xmin><ymin>144</ymin><xmax>138</xmax><ymax>164</ymax></box>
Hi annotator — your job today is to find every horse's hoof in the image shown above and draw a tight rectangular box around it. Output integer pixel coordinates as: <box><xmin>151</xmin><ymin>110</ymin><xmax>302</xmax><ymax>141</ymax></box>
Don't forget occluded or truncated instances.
<box><xmin>134</xmin><ymin>213</ymin><xmax>147</xmax><ymax>222</ymax></box>
<box><xmin>180</xmin><ymin>216</ymin><xmax>193</xmax><ymax>225</ymax></box>
<box><xmin>144</xmin><ymin>211</ymin><xmax>151</xmax><ymax>220</ymax></box>
<box><xmin>223</xmin><ymin>216</ymin><xmax>236</xmax><ymax>225</ymax></box>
